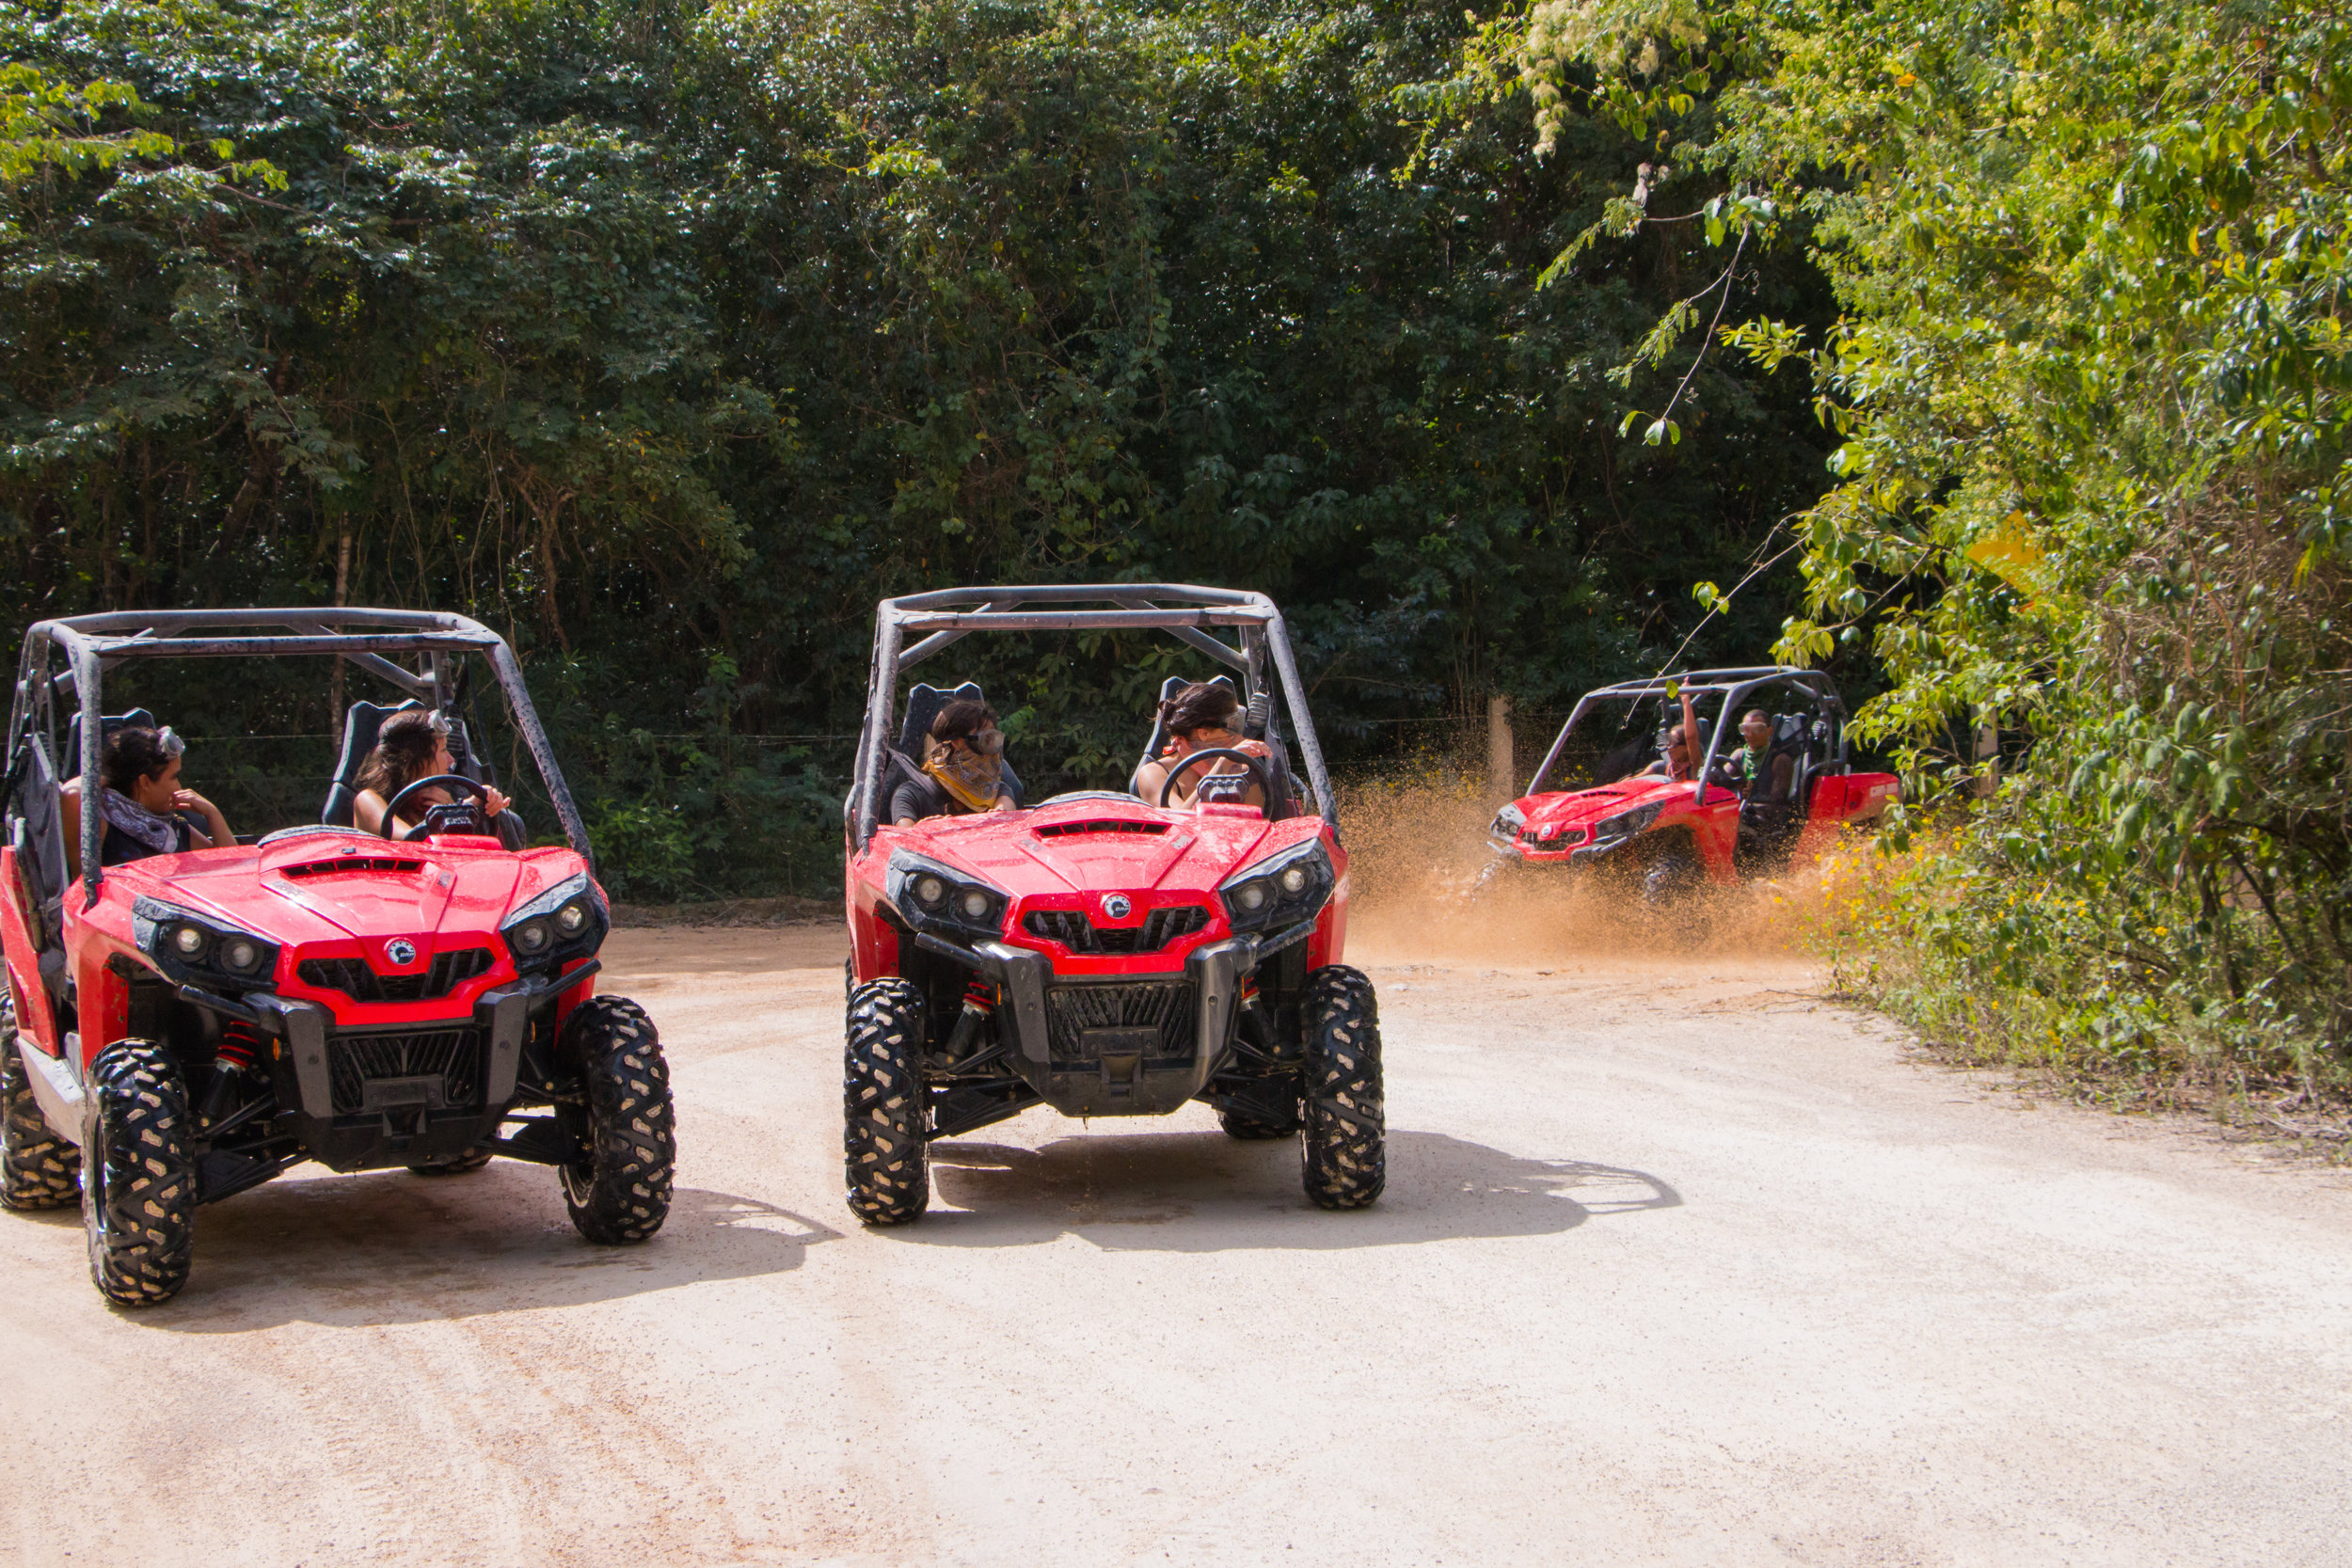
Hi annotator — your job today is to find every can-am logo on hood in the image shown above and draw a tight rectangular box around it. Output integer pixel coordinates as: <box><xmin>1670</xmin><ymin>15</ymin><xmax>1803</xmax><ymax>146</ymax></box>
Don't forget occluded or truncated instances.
<box><xmin>385</xmin><ymin>939</ymin><xmax>418</xmax><ymax>967</ymax></box>
<box><xmin>1099</xmin><ymin>894</ymin><xmax>1132</xmax><ymax>920</ymax></box>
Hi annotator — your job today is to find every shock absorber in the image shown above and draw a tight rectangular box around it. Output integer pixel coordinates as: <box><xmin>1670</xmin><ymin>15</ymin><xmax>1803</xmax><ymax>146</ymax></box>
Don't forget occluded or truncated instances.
<box><xmin>199</xmin><ymin>1022</ymin><xmax>264</xmax><ymax>1128</ymax></box>
<box><xmin>1238</xmin><ymin>978</ymin><xmax>1290</xmax><ymax>1061</ymax></box>
<box><xmin>942</xmin><ymin>976</ymin><xmax>997</xmax><ymax>1063</ymax></box>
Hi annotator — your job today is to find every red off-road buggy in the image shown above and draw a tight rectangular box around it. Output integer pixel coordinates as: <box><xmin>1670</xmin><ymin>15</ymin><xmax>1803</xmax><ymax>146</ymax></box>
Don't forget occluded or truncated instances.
<box><xmin>1484</xmin><ymin>666</ymin><xmax>1899</xmax><ymax>902</ymax></box>
<box><xmin>839</xmin><ymin>585</ymin><xmax>1381</xmax><ymax>1223</ymax></box>
<box><xmin>0</xmin><ymin>610</ymin><xmax>675</xmax><ymax>1306</ymax></box>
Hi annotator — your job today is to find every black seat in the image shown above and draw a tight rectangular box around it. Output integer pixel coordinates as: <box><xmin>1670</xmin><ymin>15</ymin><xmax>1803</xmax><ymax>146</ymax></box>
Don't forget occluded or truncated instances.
<box><xmin>59</xmin><ymin>707</ymin><xmax>157</xmax><ymax>778</ymax></box>
<box><xmin>322</xmin><ymin>700</ymin><xmax>423</xmax><ymax>827</ymax></box>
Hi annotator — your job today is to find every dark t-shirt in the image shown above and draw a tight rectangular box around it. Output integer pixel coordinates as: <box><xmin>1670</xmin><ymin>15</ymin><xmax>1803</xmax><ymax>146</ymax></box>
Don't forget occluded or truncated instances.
<box><xmin>889</xmin><ymin>760</ymin><xmax>1024</xmax><ymax>825</ymax></box>
<box><xmin>100</xmin><ymin>815</ymin><xmax>192</xmax><ymax>867</ymax></box>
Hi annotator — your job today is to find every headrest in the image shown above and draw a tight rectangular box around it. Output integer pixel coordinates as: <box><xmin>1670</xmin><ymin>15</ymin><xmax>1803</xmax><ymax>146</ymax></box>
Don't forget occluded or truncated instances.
<box><xmin>60</xmin><ymin>707</ymin><xmax>158</xmax><ymax>773</ymax></box>
<box><xmin>899</xmin><ymin>682</ymin><xmax>984</xmax><ymax>759</ymax></box>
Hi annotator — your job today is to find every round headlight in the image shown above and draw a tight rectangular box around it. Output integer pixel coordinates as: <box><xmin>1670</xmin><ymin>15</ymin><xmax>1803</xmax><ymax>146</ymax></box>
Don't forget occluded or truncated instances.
<box><xmin>555</xmin><ymin>899</ymin><xmax>590</xmax><ymax>937</ymax></box>
<box><xmin>1235</xmin><ymin>883</ymin><xmax>1267</xmax><ymax>912</ymax></box>
<box><xmin>222</xmin><ymin>939</ymin><xmax>261</xmax><ymax>974</ymax></box>
<box><xmin>959</xmin><ymin>889</ymin><xmax>992</xmax><ymax>921</ymax></box>
<box><xmin>171</xmin><ymin>925</ymin><xmax>206</xmax><ymax>957</ymax></box>
<box><xmin>513</xmin><ymin>919</ymin><xmax>552</xmax><ymax>956</ymax></box>
<box><xmin>914</xmin><ymin>875</ymin><xmax>946</xmax><ymax>908</ymax></box>
<box><xmin>1279</xmin><ymin>865</ymin><xmax>1311</xmax><ymax>895</ymax></box>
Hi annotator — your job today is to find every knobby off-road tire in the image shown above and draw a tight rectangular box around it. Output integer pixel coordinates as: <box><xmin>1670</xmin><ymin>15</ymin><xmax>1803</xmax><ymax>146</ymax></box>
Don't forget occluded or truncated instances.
<box><xmin>557</xmin><ymin>996</ymin><xmax>675</xmax><ymax>1244</ymax></box>
<box><xmin>2</xmin><ymin>999</ymin><xmax>80</xmax><ymax>1210</ymax></box>
<box><xmin>1301</xmin><ymin>966</ymin><xmax>1385</xmax><ymax>1210</ymax></box>
<box><xmin>407</xmin><ymin>1149</ymin><xmax>494</xmax><ymax>1176</ymax></box>
<box><xmin>844</xmin><ymin>979</ymin><xmax>929</xmax><ymax>1225</ymax></box>
<box><xmin>82</xmin><ymin>1038</ymin><xmax>196</xmax><ymax>1307</ymax></box>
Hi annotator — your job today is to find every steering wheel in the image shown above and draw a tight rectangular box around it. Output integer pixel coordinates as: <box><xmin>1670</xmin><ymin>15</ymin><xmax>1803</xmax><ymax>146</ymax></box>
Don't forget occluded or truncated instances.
<box><xmin>380</xmin><ymin>773</ymin><xmax>489</xmax><ymax>842</ymax></box>
<box><xmin>1155</xmin><ymin>748</ymin><xmax>1274</xmax><ymax>810</ymax></box>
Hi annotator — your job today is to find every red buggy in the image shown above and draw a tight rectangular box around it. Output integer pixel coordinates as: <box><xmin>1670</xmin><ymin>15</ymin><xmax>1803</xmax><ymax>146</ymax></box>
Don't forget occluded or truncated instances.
<box><xmin>1485</xmin><ymin>666</ymin><xmax>1900</xmax><ymax>902</ymax></box>
<box><xmin>840</xmin><ymin>585</ymin><xmax>1382</xmax><ymax>1223</ymax></box>
<box><xmin>0</xmin><ymin>610</ymin><xmax>674</xmax><ymax>1306</ymax></box>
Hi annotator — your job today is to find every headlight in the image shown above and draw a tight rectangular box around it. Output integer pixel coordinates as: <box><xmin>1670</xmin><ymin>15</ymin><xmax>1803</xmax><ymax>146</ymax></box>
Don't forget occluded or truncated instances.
<box><xmin>1590</xmin><ymin>801</ymin><xmax>1664</xmax><ymax>846</ymax></box>
<box><xmin>133</xmin><ymin>897</ymin><xmax>279</xmax><ymax>989</ymax></box>
<box><xmin>1490</xmin><ymin>804</ymin><xmax>1525</xmax><ymax>836</ymax></box>
<box><xmin>501</xmin><ymin>872</ymin><xmax>608</xmax><ymax>971</ymax></box>
<box><xmin>886</xmin><ymin>852</ymin><xmax>1008</xmax><ymax>939</ymax></box>
<box><xmin>1219</xmin><ymin>839</ymin><xmax>1335</xmax><ymax>933</ymax></box>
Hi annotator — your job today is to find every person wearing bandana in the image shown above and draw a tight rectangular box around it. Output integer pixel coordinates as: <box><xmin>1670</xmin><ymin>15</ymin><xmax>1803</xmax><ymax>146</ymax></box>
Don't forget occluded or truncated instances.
<box><xmin>890</xmin><ymin>699</ymin><xmax>1025</xmax><ymax>824</ymax></box>
<box><xmin>59</xmin><ymin>725</ymin><xmax>233</xmax><ymax>874</ymax></box>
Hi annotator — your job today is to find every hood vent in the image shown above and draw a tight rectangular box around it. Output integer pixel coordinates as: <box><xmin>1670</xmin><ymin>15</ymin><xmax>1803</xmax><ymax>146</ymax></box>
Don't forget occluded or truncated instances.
<box><xmin>1034</xmin><ymin>819</ymin><xmax>1169</xmax><ymax>839</ymax></box>
<box><xmin>282</xmin><ymin>855</ymin><xmax>426</xmax><ymax>879</ymax></box>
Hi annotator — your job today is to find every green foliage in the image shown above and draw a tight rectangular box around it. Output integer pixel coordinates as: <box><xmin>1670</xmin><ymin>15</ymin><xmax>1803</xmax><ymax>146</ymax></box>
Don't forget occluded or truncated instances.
<box><xmin>1534</xmin><ymin>0</ymin><xmax>2352</xmax><ymax>1086</ymax></box>
<box><xmin>1</xmin><ymin>0</ymin><xmax>1836</xmax><ymax>895</ymax></box>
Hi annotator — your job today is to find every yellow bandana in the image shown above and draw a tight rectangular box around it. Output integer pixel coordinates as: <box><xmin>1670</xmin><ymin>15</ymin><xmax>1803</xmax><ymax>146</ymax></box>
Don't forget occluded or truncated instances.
<box><xmin>923</xmin><ymin>742</ymin><xmax>1002</xmax><ymax>814</ymax></box>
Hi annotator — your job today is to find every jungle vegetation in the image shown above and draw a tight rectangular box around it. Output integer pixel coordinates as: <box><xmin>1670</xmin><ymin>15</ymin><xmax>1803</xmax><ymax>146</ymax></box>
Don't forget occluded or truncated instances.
<box><xmin>6</xmin><ymin>0</ymin><xmax>2345</xmax><ymax>1097</ymax></box>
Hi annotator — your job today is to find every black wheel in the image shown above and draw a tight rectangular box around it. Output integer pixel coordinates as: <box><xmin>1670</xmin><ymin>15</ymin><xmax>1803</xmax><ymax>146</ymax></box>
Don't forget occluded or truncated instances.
<box><xmin>82</xmin><ymin>1038</ymin><xmax>196</xmax><ymax>1307</ymax></box>
<box><xmin>2</xmin><ymin>999</ymin><xmax>80</xmax><ymax>1211</ymax></box>
<box><xmin>556</xmin><ymin>996</ymin><xmax>675</xmax><ymax>1244</ymax></box>
<box><xmin>408</xmin><ymin>1149</ymin><xmax>493</xmax><ymax>1176</ymax></box>
<box><xmin>1641</xmin><ymin>846</ymin><xmax>1702</xmax><ymax>908</ymax></box>
<box><xmin>1300</xmin><ymin>965</ymin><xmax>1385</xmax><ymax>1210</ymax></box>
<box><xmin>844</xmin><ymin>978</ymin><xmax>929</xmax><ymax>1225</ymax></box>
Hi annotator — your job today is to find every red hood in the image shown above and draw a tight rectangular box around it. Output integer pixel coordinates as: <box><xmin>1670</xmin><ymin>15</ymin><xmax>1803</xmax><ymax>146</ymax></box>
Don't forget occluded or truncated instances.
<box><xmin>1508</xmin><ymin>775</ymin><xmax>1689</xmax><ymax>832</ymax></box>
<box><xmin>883</xmin><ymin>795</ymin><xmax>1321</xmax><ymax>898</ymax></box>
<box><xmin>108</xmin><ymin>836</ymin><xmax>584</xmax><ymax>952</ymax></box>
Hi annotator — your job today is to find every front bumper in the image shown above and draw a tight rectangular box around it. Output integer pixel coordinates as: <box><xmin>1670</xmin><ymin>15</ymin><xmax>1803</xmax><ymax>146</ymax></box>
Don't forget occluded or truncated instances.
<box><xmin>916</xmin><ymin>924</ymin><xmax>1312</xmax><ymax>1117</ymax></box>
<box><xmin>191</xmin><ymin>962</ymin><xmax>595</xmax><ymax>1172</ymax></box>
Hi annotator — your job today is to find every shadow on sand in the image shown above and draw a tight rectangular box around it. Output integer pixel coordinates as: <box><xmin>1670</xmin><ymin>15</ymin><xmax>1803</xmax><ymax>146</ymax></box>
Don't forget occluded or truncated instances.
<box><xmin>909</xmin><ymin>1129</ymin><xmax>1679</xmax><ymax>1251</ymax></box>
<box><xmin>134</xmin><ymin>1165</ymin><xmax>835</xmax><ymax>1331</ymax></box>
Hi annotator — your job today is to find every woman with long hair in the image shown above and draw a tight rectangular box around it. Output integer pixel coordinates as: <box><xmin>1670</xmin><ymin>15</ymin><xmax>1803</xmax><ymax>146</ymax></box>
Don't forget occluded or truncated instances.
<box><xmin>1134</xmin><ymin>682</ymin><xmax>1269</xmax><ymax>810</ymax></box>
<box><xmin>354</xmin><ymin>709</ymin><xmax>512</xmax><ymax>836</ymax></box>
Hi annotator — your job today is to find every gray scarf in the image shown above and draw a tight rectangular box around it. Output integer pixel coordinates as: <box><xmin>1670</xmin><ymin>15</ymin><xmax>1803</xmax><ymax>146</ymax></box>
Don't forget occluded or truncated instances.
<box><xmin>100</xmin><ymin>787</ymin><xmax>182</xmax><ymax>853</ymax></box>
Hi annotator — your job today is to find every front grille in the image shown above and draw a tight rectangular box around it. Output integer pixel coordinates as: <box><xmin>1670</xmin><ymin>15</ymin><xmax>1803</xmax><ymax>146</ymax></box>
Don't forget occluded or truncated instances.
<box><xmin>298</xmin><ymin>947</ymin><xmax>495</xmax><ymax>1003</ymax></box>
<box><xmin>1041</xmin><ymin>981</ymin><xmax>1197</xmax><ymax>1063</ymax></box>
<box><xmin>1022</xmin><ymin>905</ymin><xmax>1210</xmax><ymax>955</ymax></box>
<box><xmin>326</xmin><ymin>1027</ymin><xmax>485</xmax><ymax>1115</ymax></box>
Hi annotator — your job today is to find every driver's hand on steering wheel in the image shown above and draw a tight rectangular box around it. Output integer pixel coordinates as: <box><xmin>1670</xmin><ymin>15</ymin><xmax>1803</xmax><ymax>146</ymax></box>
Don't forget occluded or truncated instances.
<box><xmin>480</xmin><ymin>784</ymin><xmax>512</xmax><ymax>816</ymax></box>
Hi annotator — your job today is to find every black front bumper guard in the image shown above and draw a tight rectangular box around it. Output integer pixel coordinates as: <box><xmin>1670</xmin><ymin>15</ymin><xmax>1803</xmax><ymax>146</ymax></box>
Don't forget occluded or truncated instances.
<box><xmin>182</xmin><ymin>960</ymin><xmax>600</xmax><ymax>1171</ymax></box>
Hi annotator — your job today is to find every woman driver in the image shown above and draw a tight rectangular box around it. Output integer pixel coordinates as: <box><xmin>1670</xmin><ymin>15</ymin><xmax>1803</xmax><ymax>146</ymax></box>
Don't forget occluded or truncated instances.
<box><xmin>354</xmin><ymin>709</ymin><xmax>512</xmax><ymax>837</ymax></box>
<box><xmin>1135</xmin><ymin>682</ymin><xmax>1269</xmax><ymax>810</ymax></box>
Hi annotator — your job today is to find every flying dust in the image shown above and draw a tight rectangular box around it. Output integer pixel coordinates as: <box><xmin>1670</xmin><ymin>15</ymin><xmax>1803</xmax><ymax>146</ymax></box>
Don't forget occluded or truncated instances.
<box><xmin>1336</xmin><ymin>762</ymin><xmax>1851</xmax><ymax>970</ymax></box>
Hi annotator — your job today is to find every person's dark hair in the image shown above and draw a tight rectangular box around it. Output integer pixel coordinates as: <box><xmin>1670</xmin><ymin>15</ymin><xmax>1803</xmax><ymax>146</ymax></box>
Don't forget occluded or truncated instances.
<box><xmin>102</xmin><ymin>727</ymin><xmax>174</xmax><ymax>795</ymax></box>
<box><xmin>1742</xmin><ymin>708</ymin><xmax>1771</xmax><ymax>726</ymax></box>
<box><xmin>356</xmin><ymin>709</ymin><xmax>449</xmax><ymax>799</ymax></box>
<box><xmin>929</xmin><ymin>698</ymin><xmax>998</xmax><ymax>743</ymax></box>
<box><xmin>1159</xmin><ymin>681</ymin><xmax>1241</xmax><ymax>739</ymax></box>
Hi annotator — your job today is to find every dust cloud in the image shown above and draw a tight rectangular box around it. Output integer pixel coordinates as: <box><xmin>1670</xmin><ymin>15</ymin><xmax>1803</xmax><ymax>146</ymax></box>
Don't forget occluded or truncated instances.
<box><xmin>1337</xmin><ymin>765</ymin><xmax>1839</xmax><ymax>969</ymax></box>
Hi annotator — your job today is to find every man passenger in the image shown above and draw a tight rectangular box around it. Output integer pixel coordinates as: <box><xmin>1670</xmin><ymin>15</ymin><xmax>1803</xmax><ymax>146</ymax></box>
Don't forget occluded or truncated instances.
<box><xmin>892</xmin><ymin>699</ymin><xmax>1025</xmax><ymax>824</ymax></box>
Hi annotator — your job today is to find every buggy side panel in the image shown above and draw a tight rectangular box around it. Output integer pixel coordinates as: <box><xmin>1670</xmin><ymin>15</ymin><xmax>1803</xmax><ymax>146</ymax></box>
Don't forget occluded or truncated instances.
<box><xmin>0</xmin><ymin>847</ymin><xmax>62</xmax><ymax>1058</ymax></box>
<box><xmin>1789</xmin><ymin>771</ymin><xmax>1900</xmax><ymax>863</ymax></box>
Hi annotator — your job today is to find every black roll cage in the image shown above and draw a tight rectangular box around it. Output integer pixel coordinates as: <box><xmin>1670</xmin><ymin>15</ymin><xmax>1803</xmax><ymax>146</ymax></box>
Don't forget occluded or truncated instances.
<box><xmin>1524</xmin><ymin>665</ymin><xmax>1852</xmax><ymax>799</ymax></box>
<box><xmin>848</xmin><ymin>584</ymin><xmax>1338</xmax><ymax>850</ymax></box>
<box><xmin>8</xmin><ymin>608</ymin><xmax>593</xmax><ymax>906</ymax></box>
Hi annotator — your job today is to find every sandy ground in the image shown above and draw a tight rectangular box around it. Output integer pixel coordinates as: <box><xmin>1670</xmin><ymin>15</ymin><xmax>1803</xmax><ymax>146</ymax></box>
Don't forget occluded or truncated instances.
<box><xmin>4</xmin><ymin>923</ymin><xmax>2350</xmax><ymax>1567</ymax></box>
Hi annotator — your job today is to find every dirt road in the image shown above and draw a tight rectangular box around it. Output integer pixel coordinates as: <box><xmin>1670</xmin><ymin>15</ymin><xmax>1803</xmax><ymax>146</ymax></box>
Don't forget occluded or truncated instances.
<box><xmin>4</xmin><ymin>925</ymin><xmax>2349</xmax><ymax>1566</ymax></box>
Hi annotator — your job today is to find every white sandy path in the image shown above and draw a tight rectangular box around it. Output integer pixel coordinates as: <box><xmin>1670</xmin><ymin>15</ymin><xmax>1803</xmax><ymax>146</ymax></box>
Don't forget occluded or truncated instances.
<box><xmin>1</xmin><ymin>926</ymin><xmax>2346</xmax><ymax>1566</ymax></box>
